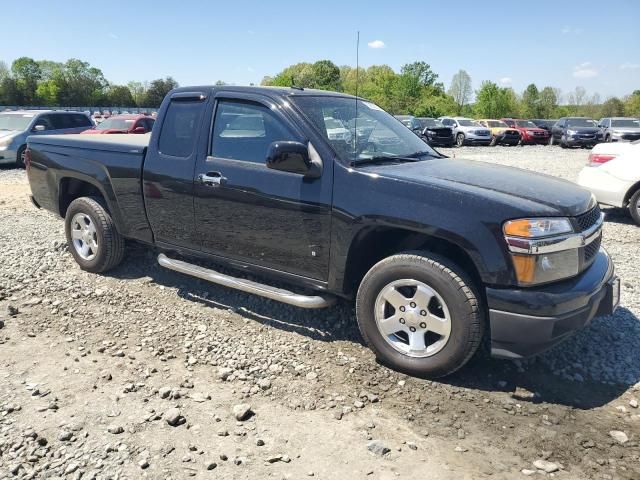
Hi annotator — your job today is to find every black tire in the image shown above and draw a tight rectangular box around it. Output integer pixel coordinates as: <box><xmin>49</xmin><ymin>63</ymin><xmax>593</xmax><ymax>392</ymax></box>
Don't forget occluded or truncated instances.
<box><xmin>355</xmin><ymin>252</ymin><xmax>484</xmax><ymax>378</ymax></box>
<box><xmin>64</xmin><ymin>196</ymin><xmax>125</xmax><ymax>273</ymax></box>
<box><xmin>605</xmin><ymin>134</ymin><xmax>611</xmax><ymax>143</ymax></box>
<box><xmin>560</xmin><ymin>136</ymin><xmax>568</xmax><ymax>148</ymax></box>
<box><xmin>455</xmin><ymin>133</ymin><xmax>465</xmax><ymax>147</ymax></box>
<box><xmin>548</xmin><ymin>135</ymin><xmax>554</xmax><ymax>146</ymax></box>
<box><xmin>489</xmin><ymin>136</ymin><xmax>497</xmax><ymax>146</ymax></box>
<box><xmin>629</xmin><ymin>189</ymin><xmax>640</xmax><ymax>226</ymax></box>
<box><xmin>16</xmin><ymin>145</ymin><xmax>26</xmax><ymax>168</ymax></box>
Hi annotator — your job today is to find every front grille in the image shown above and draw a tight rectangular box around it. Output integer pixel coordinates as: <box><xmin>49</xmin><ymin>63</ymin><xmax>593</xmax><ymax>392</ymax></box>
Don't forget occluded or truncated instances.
<box><xmin>532</xmin><ymin>131</ymin><xmax>546</xmax><ymax>136</ymax></box>
<box><xmin>584</xmin><ymin>234</ymin><xmax>601</xmax><ymax>263</ymax></box>
<box><xmin>575</xmin><ymin>205</ymin><xmax>601</xmax><ymax>231</ymax></box>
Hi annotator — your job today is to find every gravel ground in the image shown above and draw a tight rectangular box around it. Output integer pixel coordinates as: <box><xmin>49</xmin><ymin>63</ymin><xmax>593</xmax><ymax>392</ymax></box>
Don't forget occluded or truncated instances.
<box><xmin>0</xmin><ymin>146</ymin><xmax>639</xmax><ymax>479</ymax></box>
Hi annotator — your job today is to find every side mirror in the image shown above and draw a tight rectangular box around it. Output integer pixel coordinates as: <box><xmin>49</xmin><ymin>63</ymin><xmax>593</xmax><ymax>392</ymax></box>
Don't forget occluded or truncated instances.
<box><xmin>33</xmin><ymin>125</ymin><xmax>46</xmax><ymax>132</ymax></box>
<box><xmin>266</xmin><ymin>141</ymin><xmax>321</xmax><ymax>178</ymax></box>
<box><xmin>132</xmin><ymin>126</ymin><xmax>146</xmax><ymax>134</ymax></box>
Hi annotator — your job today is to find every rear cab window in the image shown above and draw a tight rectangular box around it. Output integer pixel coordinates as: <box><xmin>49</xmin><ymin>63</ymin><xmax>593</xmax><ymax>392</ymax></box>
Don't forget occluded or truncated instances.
<box><xmin>158</xmin><ymin>100</ymin><xmax>206</xmax><ymax>157</ymax></box>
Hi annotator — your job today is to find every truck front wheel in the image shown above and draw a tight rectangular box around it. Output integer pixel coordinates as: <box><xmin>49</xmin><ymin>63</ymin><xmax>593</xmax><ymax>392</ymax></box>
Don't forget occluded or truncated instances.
<box><xmin>356</xmin><ymin>252</ymin><xmax>484</xmax><ymax>378</ymax></box>
<box><xmin>64</xmin><ymin>196</ymin><xmax>125</xmax><ymax>273</ymax></box>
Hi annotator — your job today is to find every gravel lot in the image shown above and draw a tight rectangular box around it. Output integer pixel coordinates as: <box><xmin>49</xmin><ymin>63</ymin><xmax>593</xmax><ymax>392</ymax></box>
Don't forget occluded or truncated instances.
<box><xmin>1</xmin><ymin>146</ymin><xmax>639</xmax><ymax>479</ymax></box>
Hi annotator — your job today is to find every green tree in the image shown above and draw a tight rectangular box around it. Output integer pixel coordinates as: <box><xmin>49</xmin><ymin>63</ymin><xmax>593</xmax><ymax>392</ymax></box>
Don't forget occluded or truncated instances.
<box><xmin>310</xmin><ymin>60</ymin><xmax>341</xmax><ymax>91</ymax></box>
<box><xmin>473</xmin><ymin>81</ymin><xmax>519</xmax><ymax>118</ymax></box>
<box><xmin>521</xmin><ymin>83</ymin><xmax>540</xmax><ymax>118</ymax></box>
<box><xmin>400</xmin><ymin>61</ymin><xmax>442</xmax><ymax>90</ymax></box>
<box><xmin>0</xmin><ymin>77</ymin><xmax>22</xmax><ymax>105</ymax></box>
<box><xmin>108</xmin><ymin>85</ymin><xmax>135</xmax><ymax>106</ymax></box>
<box><xmin>448</xmin><ymin>70</ymin><xmax>472</xmax><ymax>115</ymax></box>
<box><xmin>11</xmin><ymin>57</ymin><xmax>42</xmax><ymax>105</ymax></box>
<box><xmin>601</xmin><ymin>97</ymin><xmax>625</xmax><ymax>117</ymax></box>
<box><xmin>54</xmin><ymin>59</ymin><xmax>108</xmax><ymax>105</ymax></box>
<box><xmin>36</xmin><ymin>80</ymin><xmax>60</xmax><ymax>105</ymax></box>
<box><xmin>624</xmin><ymin>91</ymin><xmax>640</xmax><ymax>116</ymax></box>
<box><xmin>0</xmin><ymin>61</ymin><xmax>8</xmax><ymax>82</ymax></box>
<box><xmin>141</xmin><ymin>77</ymin><xmax>178</xmax><ymax>108</ymax></box>
<box><xmin>127</xmin><ymin>81</ymin><xmax>146</xmax><ymax>106</ymax></box>
<box><xmin>538</xmin><ymin>87</ymin><xmax>558</xmax><ymax>118</ymax></box>
<box><xmin>262</xmin><ymin>62</ymin><xmax>314</xmax><ymax>88</ymax></box>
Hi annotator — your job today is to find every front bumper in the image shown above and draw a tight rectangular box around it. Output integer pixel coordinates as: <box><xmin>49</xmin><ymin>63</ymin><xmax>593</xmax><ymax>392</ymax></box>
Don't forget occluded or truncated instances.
<box><xmin>565</xmin><ymin>135</ymin><xmax>599</xmax><ymax>147</ymax></box>
<box><xmin>427</xmin><ymin>135</ymin><xmax>454</xmax><ymax>147</ymax></box>
<box><xmin>496</xmin><ymin>133</ymin><xmax>520</xmax><ymax>145</ymax></box>
<box><xmin>487</xmin><ymin>249</ymin><xmax>618</xmax><ymax>359</ymax></box>
<box><xmin>521</xmin><ymin>135</ymin><xmax>549</xmax><ymax>144</ymax></box>
<box><xmin>463</xmin><ymin>133</ymin><xmax>492</xmax><ymax>145</ymax></box>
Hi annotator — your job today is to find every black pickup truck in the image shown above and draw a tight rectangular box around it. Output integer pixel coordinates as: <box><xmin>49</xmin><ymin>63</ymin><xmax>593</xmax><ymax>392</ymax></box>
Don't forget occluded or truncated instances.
<box><xmin>26</xmin><ymin>86</ymin><xmax>620</xmax><ymax>378</ymax></box>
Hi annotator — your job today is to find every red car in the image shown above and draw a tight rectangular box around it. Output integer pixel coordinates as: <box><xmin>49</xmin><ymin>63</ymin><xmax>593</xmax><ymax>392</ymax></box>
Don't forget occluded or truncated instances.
<box><xmin>500</xmin><ymin>118</ymin><xmax>550</xmax><ymax>145</ymax></box>
<box><xmin>81</xmin><ymin>114</ymin><xmax>154</xmax><ymax>135</ymax></box>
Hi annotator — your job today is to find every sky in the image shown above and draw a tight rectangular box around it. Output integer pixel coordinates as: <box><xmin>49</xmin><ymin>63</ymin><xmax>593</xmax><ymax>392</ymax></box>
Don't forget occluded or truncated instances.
<box><xmin>1</xmin><ymin>0</ymin><xmax>638</xmax><ymax>100</ymax></box>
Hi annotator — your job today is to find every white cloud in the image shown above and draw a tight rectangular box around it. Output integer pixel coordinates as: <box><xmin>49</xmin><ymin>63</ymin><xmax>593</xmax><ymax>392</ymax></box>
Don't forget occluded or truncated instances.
<box><xmin>621</xmin><ymin>62</ymin><xmax>640</xmax><ymax>70</ymax></box>
<box><xmin>108</xmin><ymin>32</ymin><xmax>118</xmax><ymax>39</ymax></box>
<box><xmin>561</xmin><ymin>26</ymin><xmax>583</xmax><ymax>35</ymax></box>
<box><xmin>573</xmin><ymin>62</ymin><xmax>598</xmax><ymax>79</ymax></box>
<box><xmin>367</xmin><ymin>40</ymin><xmax>386</xmax><ymax>49</ymax></box>
<box><xmin>498</xmin><ymin>77</ymin><xmax>512</xmax><ymax>86</ymax></box>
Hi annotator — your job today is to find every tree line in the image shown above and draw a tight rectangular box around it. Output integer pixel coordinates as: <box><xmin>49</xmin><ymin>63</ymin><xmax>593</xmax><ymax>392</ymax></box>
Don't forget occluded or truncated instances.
<box><xmin>0</xmin><ymin>57</ymin><xmax>178</xmax><ymax>108</ymax></box>
<box><xmin>261</xmin><ymin>60</ymin><xmax>640</xmax><ymax>119</ymax></box>
<box><xmin>1</xmin><ymin>56</ymin><xmax>639</xmax><ymax>118</ymax></box>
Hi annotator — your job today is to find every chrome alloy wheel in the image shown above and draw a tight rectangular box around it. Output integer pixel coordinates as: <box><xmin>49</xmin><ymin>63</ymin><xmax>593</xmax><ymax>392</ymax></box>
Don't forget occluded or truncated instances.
<box><xmin>374</xmin><ymin>279</ymin><xmax>452</xmax><ymax>358</ymax></box>
<box><xmin>70</xmin><ymin>213</ymin><xmax>99</xmax><ymax>261</ymax></box>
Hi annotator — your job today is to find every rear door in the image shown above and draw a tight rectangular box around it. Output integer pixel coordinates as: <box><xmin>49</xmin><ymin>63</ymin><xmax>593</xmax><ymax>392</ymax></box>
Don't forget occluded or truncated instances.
<box><xmin>143</xmin><ymin>92</ymin><xmax>209</xmax><ymax>250</ymax></box>
<box><xmin>192</xmin><ymin>92</ymin><xmax>332</xmax><ymax>280</ymax></box>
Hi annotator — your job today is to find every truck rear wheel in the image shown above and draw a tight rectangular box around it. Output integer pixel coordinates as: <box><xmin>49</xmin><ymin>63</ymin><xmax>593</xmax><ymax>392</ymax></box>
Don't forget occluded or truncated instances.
<box><xmin>64</xmin><ymin>196</ymin><xmax>125</xmax><ymax>273</ymax></box>
<box><xmin>356</xmin><ymin>252</ymin><xmax>484</xmax><ymax>378</ymax></box>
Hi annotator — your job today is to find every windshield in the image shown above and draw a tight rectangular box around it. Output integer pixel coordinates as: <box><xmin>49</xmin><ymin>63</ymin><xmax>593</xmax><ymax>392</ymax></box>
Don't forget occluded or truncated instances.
<box><xmin>458</xmin><ymin>119</ymin><xmax>480</xmax><ymax>127</ymax></box>
<box><xmin>0</xmin><ymin>113</ymin><xmax>34</xmax><ymax>131</ymax></box>
<box><xmin>611</xmin><ymin>119</ymin><xmax>640</xmax><ymax>128</ymax></box>
<box><xmin>419</xmin><ymin>118</ymin><xmax>444</xmax><ymax>128</ymax></box>
<box><xmin>567</xmin><ymin>118</ymin><xmax>597</xmax><ymax>128</ymax></box>
<box><xmin>487</xmin><ymin>120</ymin><xmax>508</xmax><ymax>128</ymax></box>
<box><xmin>515</xmin><ymin>120</ymin><xmax>538</xmax><ymax>128</ymax></box>
<box><xmin>292</xmin><ymin>96</ymin><xmax>437</xmax><ymax>164</ymax></box>
<box><xmin>96</xmin><ymin>117</ymin><xmax>135</xmax><ymax>130</ymax></box>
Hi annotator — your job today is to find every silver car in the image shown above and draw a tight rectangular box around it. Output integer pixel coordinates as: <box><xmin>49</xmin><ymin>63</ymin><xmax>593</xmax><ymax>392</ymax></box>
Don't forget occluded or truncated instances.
<box><xmin>438</xmin><ymin>116</ymin><xmax>492</xmax><ymax>147</ymax></box>
<box><xmin>0</xmin><ymin>110</ymin><xmax>93</xmax><ymax>167</ymax></box>
<box><xmin>597</xmin><ymin>117</ymin><xmax>640</xmax><ymax>143</ymax></box>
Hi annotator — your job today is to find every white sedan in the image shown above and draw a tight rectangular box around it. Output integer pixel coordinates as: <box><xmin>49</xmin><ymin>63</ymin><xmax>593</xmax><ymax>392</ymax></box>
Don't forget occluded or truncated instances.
<box><xmin>577</xmin><ymin>141</ymin><xmax>640</xmax><ymax>225</ymax></box>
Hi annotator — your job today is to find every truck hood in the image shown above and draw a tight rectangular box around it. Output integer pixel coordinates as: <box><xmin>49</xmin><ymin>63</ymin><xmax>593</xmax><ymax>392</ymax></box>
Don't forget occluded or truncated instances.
<box><xmin>0</xmin><ymin>130</ymin><xmax>18</xmax><ymax>139</ymax></box>
<box><xmin>361</xmin><ymin>158</ymin><xmax>594</xmax><ymax>216</ymax></box>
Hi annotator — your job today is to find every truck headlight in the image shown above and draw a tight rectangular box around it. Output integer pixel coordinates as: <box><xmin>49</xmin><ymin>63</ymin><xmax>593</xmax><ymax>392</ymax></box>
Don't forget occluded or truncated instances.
<box><xmin>503</xmin><ymin>217</ymin><xmax>580</xmax><ymax>286</ymax></box>
<box><xmin>566</xmin><ymin>129</ymin><xmax>577</xmax><ymax>136</ymax></box>
<box><xmin>503</xmin><ymin>218</ymin><xmax>573</xmax><ymax>238</ymax></box>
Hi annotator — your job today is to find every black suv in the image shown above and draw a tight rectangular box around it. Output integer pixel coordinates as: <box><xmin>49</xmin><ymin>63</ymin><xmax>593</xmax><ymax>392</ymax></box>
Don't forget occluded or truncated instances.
<box><xmin>550</xmin><ymin>117</ymin><xmax>602</xmax><ymax>148</ymax></box>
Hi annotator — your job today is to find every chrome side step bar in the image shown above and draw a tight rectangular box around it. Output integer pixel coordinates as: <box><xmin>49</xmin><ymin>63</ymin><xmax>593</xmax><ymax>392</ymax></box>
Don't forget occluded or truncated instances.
<box><xmin>157</xmin><ymin>254</ymin><xmax>336</xmax><ymax>309</ymax></box>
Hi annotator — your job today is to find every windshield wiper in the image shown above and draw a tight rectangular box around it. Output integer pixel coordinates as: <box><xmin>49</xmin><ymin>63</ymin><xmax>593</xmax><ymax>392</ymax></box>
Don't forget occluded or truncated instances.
<box><xmin>350</xmin><ymin>151</ymin><xmax>434</xmax><ymax>167</ymax></box>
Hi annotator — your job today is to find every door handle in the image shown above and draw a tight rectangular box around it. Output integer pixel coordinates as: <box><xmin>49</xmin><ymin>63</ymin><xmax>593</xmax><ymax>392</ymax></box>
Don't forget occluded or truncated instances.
<box><xmin>198</xmin><ymin>171</ymin><xmax>227</xmax><ymax>186</ymax></box>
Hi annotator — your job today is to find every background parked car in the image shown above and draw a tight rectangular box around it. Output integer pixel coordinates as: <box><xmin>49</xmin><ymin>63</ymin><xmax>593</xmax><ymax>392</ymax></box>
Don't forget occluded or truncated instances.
<box><xmin>324</xmin><ymin>117</ymin><xmax>352</xmax><ymax>142</ymax></box>
<box><xmin>578</xmin><ymin>140</ymin><xmax>640</xmax><ymax>224</ymax></box>
<box><xmin>81</xmin><ymin>114</ymin><xmax>154</xmax><ymax>135</ymax></box>
<box><xmin>501</xmin><ymin>118</ymin><xmax>550</xmax><ymax>145</ymax></box>
<box><xmin>416</xmin><ymin>117</ymin><xmax>454</xmax><ymax>147</ymax></box>
<box><xmin>394</xmin><ymin>115</ymin><xmax>422</xmax><ymax>130</ymax></box>
<box><xmin>550</xmin><ymin>117</ymin><xmax>601</xmax><ymax>148</ymax></box>
<box><xmin>530</xmin><ymin>119</ymin><xmax>557</xmax><ymax>134</ymax></box>
<box><xmin>0</xmin><ymin>110</ymin><xmax>93</xmax><ymax>167</ymax></box>
<box><xmin>597</xmin><ymin>117</ymin><xmax>640</xmax><ymax>143</ymax></box>
<box><xmin>476</xmin><ymin>119</ymin><xmax>520</xmax><ymax>146</ymax></box>
<box><xmin>438</xmin><ymin>117</ymin><xmax>492</xmax><ymax>146</ymax></box>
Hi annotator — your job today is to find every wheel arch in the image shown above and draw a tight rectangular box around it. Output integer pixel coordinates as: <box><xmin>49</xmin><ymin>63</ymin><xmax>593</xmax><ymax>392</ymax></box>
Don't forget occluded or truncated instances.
<box><xmin>341</xmin><ymin>225</ymin><xmax>486</xmax><ymax>300</ymax></box>
<box><xmin>57</xmin><ymin>176</ymin><xmax>124</xmax><ymax>234</ymax></box>
<box><xmin>623</xmin><ymin>180</ymin><xmax>640</xmax><ymax>206</ymax></box>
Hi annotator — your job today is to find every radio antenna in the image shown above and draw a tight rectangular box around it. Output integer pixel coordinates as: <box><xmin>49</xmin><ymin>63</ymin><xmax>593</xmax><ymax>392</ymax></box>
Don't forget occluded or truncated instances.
<box><xmin>353</xmin><ymin>31</ymin><xmax>360</xmax><ymax>160</ymax></box>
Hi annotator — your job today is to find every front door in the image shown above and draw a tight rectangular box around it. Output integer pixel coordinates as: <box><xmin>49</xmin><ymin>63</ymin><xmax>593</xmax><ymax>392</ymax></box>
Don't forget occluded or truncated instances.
<box><xmin>193</xmin><ymin>94</ymin><xmax>332</xmax><ymax>281</ymax></box>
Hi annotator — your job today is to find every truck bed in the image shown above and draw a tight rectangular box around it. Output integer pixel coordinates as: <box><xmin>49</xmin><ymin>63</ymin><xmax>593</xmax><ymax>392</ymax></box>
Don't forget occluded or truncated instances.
<box><xmin>27</xmin><ymin>133</ymin><xmax>152</xmax><ymax>243</ymax></box>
